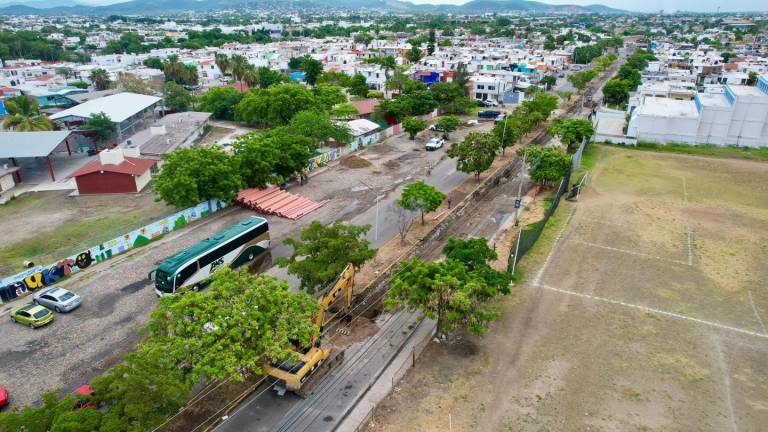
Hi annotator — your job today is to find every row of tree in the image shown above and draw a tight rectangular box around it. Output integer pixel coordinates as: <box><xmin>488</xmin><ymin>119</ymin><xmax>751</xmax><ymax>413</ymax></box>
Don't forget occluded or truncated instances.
<box><xmin>602</xmin><ymin>49</ymin><xmax>657</xmax><ymax>107</ymax></box>
<box><xmin>567</xmin><ymin>53</ymin><xmax>618</xmax><ymax>91</ymax></box>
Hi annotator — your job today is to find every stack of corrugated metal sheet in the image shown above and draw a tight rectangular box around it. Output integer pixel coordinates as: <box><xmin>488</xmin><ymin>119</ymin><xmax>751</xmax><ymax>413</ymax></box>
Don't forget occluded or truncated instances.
<box><xmin>235</xmin><ymin>186</ymin><xmax>329</xmax><ymax>220</ymax></box>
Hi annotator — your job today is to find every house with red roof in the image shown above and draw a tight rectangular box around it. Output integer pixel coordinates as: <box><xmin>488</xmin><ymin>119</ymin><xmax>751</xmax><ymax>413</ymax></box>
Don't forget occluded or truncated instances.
<box><xmin>70</xmin><ymin>148</ymin><xmax>155</xmax><ymax>195</ymax></box>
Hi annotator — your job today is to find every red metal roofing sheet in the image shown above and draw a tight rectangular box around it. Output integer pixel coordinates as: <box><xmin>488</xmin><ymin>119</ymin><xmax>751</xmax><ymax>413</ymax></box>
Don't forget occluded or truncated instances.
<box><xmin>235</xmin><ymin>186</ymin><xmax>328</xmax><ymax>220</ymax></box>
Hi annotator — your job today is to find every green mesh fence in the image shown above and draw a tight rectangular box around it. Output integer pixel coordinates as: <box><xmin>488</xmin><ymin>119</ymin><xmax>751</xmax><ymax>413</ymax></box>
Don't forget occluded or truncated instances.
<box><xmin>508</xmin><ymin>167</ymin><xmax>571</xmax><ymax>272</ymax></box>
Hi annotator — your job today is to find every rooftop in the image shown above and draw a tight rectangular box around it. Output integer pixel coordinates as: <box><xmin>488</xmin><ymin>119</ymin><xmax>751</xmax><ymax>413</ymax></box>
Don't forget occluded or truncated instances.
<box><xmin>636</xmin><ymin>97</ymin><xmax>699</xmax><ymax>118</ymax></box>
<box><xmin>70</xmin><ymin>156</ymin><xmax>155</xmax><ymax>177</ymax></box>
<box><xmin>727</xmin><ymin>84</ymin><xmax>767</xmax><ymax>98</ymax></box>
<box><xmin>696</xmin><ymin>93</ymin><xmax>731</xmax><ymax>108</ymax></box>
<box><xmin>50</xmin><ymin>92</ymin><xmax>161</xmax><ymax>123</ymax></box>
<box><xmin>128</xmin><ymin>112</ymin><xmax>212</xmax><ymax>159</ymax></box>
<box><xmin>0</xmin><ymin>131</ymin><xmax>73</xmax><ymax>158</ymax></box>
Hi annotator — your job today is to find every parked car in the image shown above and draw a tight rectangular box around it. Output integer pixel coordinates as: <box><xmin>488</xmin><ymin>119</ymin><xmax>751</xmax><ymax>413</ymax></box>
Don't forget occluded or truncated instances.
<box><xmin>478</xmin><ymin>110</ymin><xmax>502</xmax><ymax>119</ymax></box>
<box><xmin>425</xmin><ymin>137</ymin><xmax>445</xmax><ymax>151</ymax></box>
<box><xmin>494</xmin><ymin>114</ymin><xmax>507</xmax><ymax>124</ymax></box>
<box><xmin>477</xmin><ymin>99</ymin><xmax>499</xmax><ymax>107</ymax></box>
<box><xmin>465</xmin><ymin>119</ymin><xmax>479</xmax><ymax>126</ymax></box>
<box><xmin>33</xmin><ymin>287</ymin><xmax>82</xmax><ymax>313</ymax></box>
<box><xmin>428</xmin><ymin>124</ymin><xmax>444</xmax><ymax>132</ymax></box>
<box><xmin>9</xmin><ymin>303</ymin><xmax>54</xmax><ymax>328</ymax></box>
<box><xmin>0</xmin><ymin>387</ymin><xmax>8</xmax><ymax>409</ymax></box>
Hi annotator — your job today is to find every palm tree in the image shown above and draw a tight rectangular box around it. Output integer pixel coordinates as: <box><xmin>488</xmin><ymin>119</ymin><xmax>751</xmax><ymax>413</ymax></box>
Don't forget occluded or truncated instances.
<box><xmin>242</xmin><ymin>66</ymin><xmax>260</xmax><ymax>89</ymax></box>
<box><xmin>2</xmin><ymin>96</ymin><xmax>53</xmax><ymax>131</ymax></box>
<box><xmin>89</xmin><ymin>68</ymin><xmax>112</xmax><ymax>91</ymax></box>
<box><xmin>230</xmin><ymin>55</ymin><xmax>248</xmax><ymax>90</ymax></box>
<box><xmin>215</xmin><ymin>53</ymin><xmax>230</xmax><ymax>77</ymax></box>
<box><xmin>163</xmin><ymin>55</ymin><xmax>183</xmax><ymax>84</ymax></box>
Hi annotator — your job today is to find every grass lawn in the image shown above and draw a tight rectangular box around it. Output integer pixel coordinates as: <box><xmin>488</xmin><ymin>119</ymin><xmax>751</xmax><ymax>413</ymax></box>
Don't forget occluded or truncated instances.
<box><xmin>0</xmin><ymin>191</ymin><xmax>173</xmax><ymax>276</ymax></box>
<box><xmin>598</xmin><ymin>141</ymin><xmax>768</xmax><ymax>162</ymax></box>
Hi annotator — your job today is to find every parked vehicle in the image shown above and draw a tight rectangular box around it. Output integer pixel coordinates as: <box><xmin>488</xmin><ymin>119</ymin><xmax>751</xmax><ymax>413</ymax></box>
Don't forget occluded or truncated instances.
<box><xmin>465</xmin><ymin>119</ymin><xmax>479</xmax><ymax>126</ymax></box>
<box><xmin>425</xmin><ymin>137</ymin><xmax>445</xmax><ymax>151</ymax></box>
<box><xmin>33</xmin><ymin>287</ymin><xmax>82</xmax><ymax>313</ymax></box>
<box><xmin>477</xmin><ymin>99</ymin><xmax>499</xmax><ymax>107</ymax></box>
<box><xmin>428</xmin><ymin>124</ymin><xmax>444</xmax><ymax>132</ymax></box>
<box><xmin>494</xmin><ymin>114</ymin><xmax>507</xmax><ymax>124</ymax></box>
<box><xmin>9</xmin><ymin>303</ymin><xmax>54</xmax><ymax>328</ymax></box>
<box><xmin>478</xmin><ymin>110</ymin><xmax>502</xmax><ymax>119</ymax></box>
<box><xmin>149</xmin><ymin>216</ymin><xmax>270</xmax><ymax>296</ymax></box>
<box><xmin>0</xmin><ymin>387</ymin><xmax>8</xmax><ymax>409</ymax></box>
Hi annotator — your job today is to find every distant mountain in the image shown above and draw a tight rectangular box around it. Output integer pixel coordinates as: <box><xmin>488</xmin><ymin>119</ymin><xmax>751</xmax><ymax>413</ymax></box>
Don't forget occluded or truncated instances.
<box><xmin>0</xmin><ymin>0</ymin><xmax>629</xmax><ymax>16</ymax></box>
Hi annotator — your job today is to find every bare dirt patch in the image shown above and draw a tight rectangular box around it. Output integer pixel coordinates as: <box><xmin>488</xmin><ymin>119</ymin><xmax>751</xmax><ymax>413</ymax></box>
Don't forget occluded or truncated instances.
<box><xmin>366</xmin><ymin>145</ymin><xmax>768</xmax><ymax>432</ymax></box>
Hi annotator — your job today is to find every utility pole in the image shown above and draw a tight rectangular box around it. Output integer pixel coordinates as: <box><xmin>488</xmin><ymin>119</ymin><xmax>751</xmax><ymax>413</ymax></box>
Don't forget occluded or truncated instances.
<box><xmin>514</xmin><ymin>152</ymin><xmax>526</xmax><ymax>227</ymax></box>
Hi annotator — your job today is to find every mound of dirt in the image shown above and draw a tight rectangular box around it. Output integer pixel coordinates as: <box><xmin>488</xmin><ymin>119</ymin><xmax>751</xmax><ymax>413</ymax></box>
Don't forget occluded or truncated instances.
<box><xmin>341</xmin><ymin>155</ymin><xmax>373</xmax><ymax>169</ymax></box>
<box><xmin>383</xmin><ymin>160</ymin><xmax>401</xmax><ymax>170</ymax></box>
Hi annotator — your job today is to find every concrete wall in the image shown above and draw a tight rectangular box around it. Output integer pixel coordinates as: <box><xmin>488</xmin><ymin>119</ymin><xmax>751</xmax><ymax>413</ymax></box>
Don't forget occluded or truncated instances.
<box><xmin>134</xmin><ymin>170</ymin><xmax>151</xmax><ymax>192</ymax></box>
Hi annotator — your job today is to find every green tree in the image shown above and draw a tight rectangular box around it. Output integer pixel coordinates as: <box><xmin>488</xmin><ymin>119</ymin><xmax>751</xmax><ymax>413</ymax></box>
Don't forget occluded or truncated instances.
<box><xmin>540</xmin><ymin>75</ymin><xmax>557</xmax><ymax>90</ymax></box>
<box><xmin>89</xmin><ymin>67</ymin><xmax>112</xmax><ymax>91</ymax></box>
<box><xmin>427</xmin><ymin>28</ymin><xmax>436</xmax><ymax>55</ymax></box>
<box><xmin>354</xmin><ymin>32</ymin><xmax>374</xmax><ymax>47</ymax></box>
<box><xmin>235</xmin><ymin>83</ymin><xmax>321</xmax><ymax>127</ymax></box>
<box><xmin>214</xmin><ymin>53</ymin><xmax>230</xmax><ymax>76</ymax></box>
<box><xmin>331</xmin><ymin>102</ymin><xmax>359</xmax><ymax>120</ymax></box>
<box><xmin>386</xmin><ymin>238</ymin><xmax>512</xmax><ymax>337</ymax></box>
<box><xmin>602</xmin><ymin>78</ymin><xmax>629</xmax><ymax>105</ymax></box>
<box><xmin>435</xmin><ymin>115</ymin><xmax>460</xmax><ymax>138</ymax></box>
<box><xmin>313</xmin><ymin>84</ymin><xmax>347</xmax><ymax>110</ymax></box>
<box><xmin>147</xmin><ymin>269</ymin><xmax>318</xmax><ymax>382</ymax></box>
<box><xmin>163</xmin><ymin>81</ymin><xmax>192</xmax><ymax>112</ymax></box>
<box><xmin>519</xmin><ymin>147</ymin><xmax>571</xmax><ymax>185</ymax></box>
<box><xmin>447</xmin><ymin>132</ymin><xmax>500</xmax><ymax>179</ymax></box>
<box><xmin>548</xmin><ymin>118</ymin><xmax>594</xmax><ymax>152</ymax></box>
<box><xmin>69</xmin><ymin>80</ymin><xmax>88</xmax><ymax>89</ymax></box>
<box><xmin>92</xmin><ymin>344</ymin><xmax>189</xmax><ymax>432</ymax></box>
<box><xmin>256</xmin><ymin>66</ymin><xmax>287</xmax><ymax>88</ymax></box>
<box><xmin>453</xmin><ymin>62</ymin><xmax>470</xmax><ymax>94</ymax></box>
<box><xmin>1</xmin><ymin>96</ymin><xmax>52</xmax><ymax>131</ymax></box>
<box><xmin>317</xmin><ymin>71</ymin><xmax>352</xmax><ymax>87</ymax></box>
<box><xmin>429</xmin><ymin>82</ymin><xmax>464</xmax><ymax>109</ymax></box>
<box><xmin>402</xmin><ymin>116</ymin><xmax>428</xmax><ymax>140</ymax></box>
<box><xmin>397</xmin><ymin>180</ymin><xmax>445</xmax><ymax>225</ymax></box>
<box><xmin>233</xmin><ymin>129</ymin><xmax>311</xmax><ymax>187</ymax></box>
<box><xmin>143</xmin><ymin>56</ymin><xmax>164</xmax><ymax>70</ymax></box>
<box><xmin>747</xmin><ymin>71</ymin><xmax>758</xmax><ymax>86</ymax></box>
<box><xmin>84</xmin><ymin>112</ymin><xmax>116</xmax><ymax>143</ymax></box>
<box><xmin>364</xmin><ymin>55</ymin><xmax>397</xmax><ymax>81</ymax></box>
<box><xmin>385</xmin><ymin>69</ymin><xmax>411</xmax><ymax>95</ymax></box>
<box><xmin>229</xmin><ymin>54</ymin><xmax>248</xmax><ymax>86</ymax></box>
<box><xmin>543</xmin><ymin>34</ymin><xmax>556</xmax><ymax>50</ymax></box>
<box><xmin>153</xmin><ymin>147</ymin><xmax>242</xmax><ymax>208</ymax></box>
<box><xmin>277</xmin><ymin>221</ymin><xmax>377</xmax><ymax>293</ymax></box>
<box><xmin>289</xmin><ymin>110</ymin><xmax>351</xmax><ymax>148</ymax></box>
<box><xmin>302</xmin><ymin>57</ymin><xmax>323</xmax><ymax>86</ymax></box>
<box><xmin>349</xmin><ymin>73</ymin><xmax>370</xmax><ymax>97</ymax></box>
<box><xmin>196</xmin><ymin>86</ymin><xmax>244</xmax><ymax>120</ymax></box>
<box><xmin>492</xmin><ymin>112</ymin><xmax>524</xmax><ymax>154</ymax></box>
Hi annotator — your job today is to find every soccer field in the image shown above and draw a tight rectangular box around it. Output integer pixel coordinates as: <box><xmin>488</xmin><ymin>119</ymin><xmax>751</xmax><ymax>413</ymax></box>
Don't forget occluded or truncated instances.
<box><xmin>531</xmin><ymin>144</ymin><xmax>768</xmax><ymax>430</ymax></box>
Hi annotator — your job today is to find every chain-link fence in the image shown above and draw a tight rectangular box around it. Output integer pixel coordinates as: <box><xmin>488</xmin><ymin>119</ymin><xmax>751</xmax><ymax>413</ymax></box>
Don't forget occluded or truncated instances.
<box><xmin>508</xmin><ymin>167</ymin><xmax>571</xmax><ymax>272</ymax></box>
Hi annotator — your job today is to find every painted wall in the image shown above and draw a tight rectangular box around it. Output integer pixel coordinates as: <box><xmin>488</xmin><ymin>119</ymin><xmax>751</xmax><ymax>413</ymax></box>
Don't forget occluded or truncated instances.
<box><xmin>0</xmin><ymin>199</ymin><xmax>227</xmax><ymax>304</ymax></box>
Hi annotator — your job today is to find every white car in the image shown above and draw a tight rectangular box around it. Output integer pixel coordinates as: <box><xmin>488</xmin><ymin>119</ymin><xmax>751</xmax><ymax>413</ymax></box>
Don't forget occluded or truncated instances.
<box><xmin>33</xmin><ymin>286</ymin><xmax>82</xmax><ymax>313</ymax></box>
<box><xmin>425</xmin><ymin>137</ymin><xmax>445</xmax><ymax>151</ymax></box>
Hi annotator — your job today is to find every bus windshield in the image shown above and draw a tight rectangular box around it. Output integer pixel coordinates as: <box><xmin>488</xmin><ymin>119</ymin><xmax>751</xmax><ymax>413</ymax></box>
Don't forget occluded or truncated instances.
<box><xmin>155</xmin><ymin>270</ymin><xmax>174</xmax><ymax>294</ymax></box>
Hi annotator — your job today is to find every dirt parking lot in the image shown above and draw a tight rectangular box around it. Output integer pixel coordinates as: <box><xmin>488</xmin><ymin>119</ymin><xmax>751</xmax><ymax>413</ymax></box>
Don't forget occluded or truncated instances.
<box><xmin>367</xmin><ymin>145</ymin><xmax>768</xmax><ymax>431</ymax></box>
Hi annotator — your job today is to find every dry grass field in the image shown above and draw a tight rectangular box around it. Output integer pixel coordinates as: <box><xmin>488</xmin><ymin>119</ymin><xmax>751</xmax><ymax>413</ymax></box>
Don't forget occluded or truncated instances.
<box><xmin>366</xmin><ymin>145</ymin><xmax>768</xmax><ymax>432</ymax></box>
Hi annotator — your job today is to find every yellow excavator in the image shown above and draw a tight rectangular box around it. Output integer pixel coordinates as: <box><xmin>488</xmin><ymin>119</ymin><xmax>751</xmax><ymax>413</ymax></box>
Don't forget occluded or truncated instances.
<box><xmin>264</xmin><ymin>263</ymin><xmax>355</xmax><ymax>397</ymax></box>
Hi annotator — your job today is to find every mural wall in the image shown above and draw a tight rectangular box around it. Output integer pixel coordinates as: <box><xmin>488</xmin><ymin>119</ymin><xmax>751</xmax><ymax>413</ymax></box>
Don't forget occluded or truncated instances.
<box><xmin>0</xmin><ymin>199</ymin><xmax>227</xmax><ymax>304</ymax></box>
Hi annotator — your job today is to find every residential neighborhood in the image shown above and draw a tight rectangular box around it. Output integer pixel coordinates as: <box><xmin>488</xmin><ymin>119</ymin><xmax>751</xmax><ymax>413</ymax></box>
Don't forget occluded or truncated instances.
<box><xmin>0</xmin><ymin>3</ymin><xmax>767</xmax><ymax>432</ymax></box>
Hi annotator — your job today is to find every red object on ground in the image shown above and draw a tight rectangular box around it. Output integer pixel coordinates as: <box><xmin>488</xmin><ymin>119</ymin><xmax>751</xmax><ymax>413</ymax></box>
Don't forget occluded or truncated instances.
<box><xmin>236</xmin><ymin>186</ymin><xmax>329</xmax><ymax>220</ymax></box>
<box><xmin>73</xmin><ymin>384</ymin><xmax>94</xmax><ymax>396</ymax></box>
<box><xmin>0</xmin><ymin>386</ymin><xmax>8</xmax><ymax>408</ymax></box>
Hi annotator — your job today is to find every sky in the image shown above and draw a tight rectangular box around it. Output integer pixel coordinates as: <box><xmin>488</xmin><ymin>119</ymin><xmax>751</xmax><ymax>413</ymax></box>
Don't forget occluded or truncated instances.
<box><xmin>408</xmin><ymin>0</ymin><xmax>767</xmax><ymax>13</ymax></box>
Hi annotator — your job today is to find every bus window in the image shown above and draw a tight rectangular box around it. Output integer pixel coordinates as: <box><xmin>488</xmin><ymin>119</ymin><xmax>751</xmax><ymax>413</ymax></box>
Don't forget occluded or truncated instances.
<box><xmin>175</xmin><ymin>263</ymin><xmax>199</xmax><ymax>288</ymax></box>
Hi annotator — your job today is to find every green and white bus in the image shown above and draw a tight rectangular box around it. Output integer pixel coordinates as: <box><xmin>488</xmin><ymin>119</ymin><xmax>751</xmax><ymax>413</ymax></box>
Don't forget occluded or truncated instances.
<box><xmin>149</xmin><ymin>216</ymin><xmax>270</xmax><ymax>296</ymax></box>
